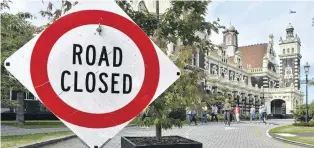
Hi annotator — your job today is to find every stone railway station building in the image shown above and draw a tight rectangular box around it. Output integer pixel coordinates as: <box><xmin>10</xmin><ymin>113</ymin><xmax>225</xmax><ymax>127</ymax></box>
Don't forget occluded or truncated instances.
<box><xmin>129</xmin><ymin>0</ymin><xmax>304</xmax><ymax>118</ymax></box>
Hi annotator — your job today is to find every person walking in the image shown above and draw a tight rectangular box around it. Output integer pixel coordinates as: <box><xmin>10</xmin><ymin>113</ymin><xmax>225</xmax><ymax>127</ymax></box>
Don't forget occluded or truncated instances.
<box><xmin>262</xmin><ymin>105</ymin><xmax>267</xmax><ymax>124</ymax></box>
<box><xmin>234</xmin><ymin>104</ymin><xmax>240</xmax><ymax>123</ymax></box>
<box><xmin>190</xmin><ymin>107</ymin><xmax>197</xmax><ymax>125</ymax></box>
<box><xmin>223</xmin><ymin>98</ymin><xmax>232</xmax><ymax>126</ymax></box>
<box><xmin>187</xmin><ymin>108</ymin><xmax>192</xmax><ymax>121</ymax></box>
<box><xmin>250</xmin><ymin>105</ymin><xmax>255</xmax><ymax>122</ymax></box>
<box><xmin>211</xmin><ymin>105</ymin><xmax>218</xmax><ymax>122</ymax></box>
<box><xmin>201</xmin><ymin>104</ymin><xmax>208</xmax><ymax>124</ymax></box>
<box><xmin>258</xmin><ymin>106</ymin><xmax>263</xmax><ymax>123</ymax></box>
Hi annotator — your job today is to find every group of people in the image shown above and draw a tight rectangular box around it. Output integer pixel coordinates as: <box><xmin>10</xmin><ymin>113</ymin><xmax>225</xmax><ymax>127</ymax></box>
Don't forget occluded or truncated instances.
<box><xmin>186</xmin><ymin>104</ymin><xmax>219</xmax><ymax>125</ymax></box>
<box><xmin>223</xmin><ymin>98</ymin><xmax>268</xmax><ymax>126</ymax></box>
<box><xmin>186</xmin><ymin>98</ymin><xmax>269</xmax><ymax>126</ymax></box>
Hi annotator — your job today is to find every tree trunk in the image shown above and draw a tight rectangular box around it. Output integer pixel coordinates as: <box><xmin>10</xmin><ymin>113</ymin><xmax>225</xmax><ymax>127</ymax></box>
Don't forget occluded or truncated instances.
<box><xmin>16</xmin><ymin>92</ymin><xmax>25</xmax><ymax>126</ymax></box>
<box><xmin>155</xmin><ymin>124</ymin><xmax>162</xmax><ymax>141</ymax></box>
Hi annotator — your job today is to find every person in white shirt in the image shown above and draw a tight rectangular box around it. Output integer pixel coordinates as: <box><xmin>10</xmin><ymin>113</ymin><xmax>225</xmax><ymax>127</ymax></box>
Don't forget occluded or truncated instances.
<box><xmin>250</xmin><ymin>105</ymin><xmax>255</xmax><ymax>122</ymax></box>
<box><xmin>261</xmin><ymin>105</ymin><xmax>267</xmax><ymax>124</ymax></box>
<box><xmin>201</xmin><ymin>105</ymin><xmax>208</xmax><ymax>124</ymax></box>
<box><xmin>211</xmin><ymin>105</ymin><xmax>218</xmax><ymax>122</ymax></box>
<box><xmin>258</xmin><ymin>106</ymin><xmax>263</xmax><ymax>123</ymax></box>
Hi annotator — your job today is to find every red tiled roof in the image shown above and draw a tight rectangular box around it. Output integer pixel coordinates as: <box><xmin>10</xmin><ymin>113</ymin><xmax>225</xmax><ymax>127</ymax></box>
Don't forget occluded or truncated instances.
<box><xmin>238</xmin><ymin>43</ymin><xmax>268</xmax><ymax>69</ymax></box>
<box><xmin>228</xmin><ymin>56</ymin><xmax>235</xmax><ymax>64</ymax></box>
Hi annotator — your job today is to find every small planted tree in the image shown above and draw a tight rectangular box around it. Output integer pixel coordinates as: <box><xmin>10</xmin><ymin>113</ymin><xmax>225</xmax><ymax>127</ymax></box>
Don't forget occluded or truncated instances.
<box><xmin>125</xmin><ymin>1</ymin><xmax>223</xmax><ymax>141</ymax></box>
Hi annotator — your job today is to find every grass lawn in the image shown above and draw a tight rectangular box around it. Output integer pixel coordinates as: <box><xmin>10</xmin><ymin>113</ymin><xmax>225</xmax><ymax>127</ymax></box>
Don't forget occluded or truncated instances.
<box><xmin>1</xmin><ymin>131</ymin><xmax>73</xmax><ymax>148</ymax></box>
<box><xmin>285</xmin><ymin>136</ymin><xmax>314</xmax><ymax>145</ymax></box>
<box><xmin>1</xmin><ymin>120</ymin><xmax>66</xmax><ymax>129</ymax></box>
<box><xmin>269</xmin><ymin>125</ymin><xmax>314</xmax><ymax>133</ymax></box>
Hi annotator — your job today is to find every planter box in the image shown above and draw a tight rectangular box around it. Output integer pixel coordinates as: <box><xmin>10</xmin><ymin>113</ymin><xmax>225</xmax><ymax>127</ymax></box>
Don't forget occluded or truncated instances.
<box><xmin>121</xmin><ymin>136</ymin><xmax>202</xmax><ymax>148</ymax></box>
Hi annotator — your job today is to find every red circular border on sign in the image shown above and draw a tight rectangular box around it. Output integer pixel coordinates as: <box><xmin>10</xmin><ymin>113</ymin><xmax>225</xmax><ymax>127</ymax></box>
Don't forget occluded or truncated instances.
<box><xmin>30</xmin><ymin>10</ymin><xmax>159</xmax><ymax>128</ymax></box>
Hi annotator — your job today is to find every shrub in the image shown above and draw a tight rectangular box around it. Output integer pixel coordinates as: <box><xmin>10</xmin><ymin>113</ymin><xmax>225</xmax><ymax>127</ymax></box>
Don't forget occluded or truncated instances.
<box><xmin>168</xmin><ymin>108</ymin><xmax>186</xmax><ymax>121</ymax></box>
<box><xmin>240</xmin><ymin>114</ymin><xmax>250</xmax><ymax>120</ymax></box>
<box><xmin>217</xmin><ymin>114</ymin><xmax>224</xmax><ymax>121</ymax></box>
<box><xmin>292</xmin><ymin>122</ymin><xmax>314</xmax><ymax>127</ymax></box>
<box><xmin>309</xmin><ymin>118</ymin><xmax>314</xmax><ymax>126</ymax></box>
<box><xmin>292</xmin><ymin>102</ymin><xmax>314</xmax><ymax>123</ymax></box>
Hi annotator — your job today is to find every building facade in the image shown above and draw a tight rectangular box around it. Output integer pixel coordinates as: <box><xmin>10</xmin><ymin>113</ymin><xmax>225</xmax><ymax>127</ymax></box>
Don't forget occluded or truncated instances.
<box><xmin>130</xmin><ymin>0</ymin><xmax>304</xmax><ymax>117</ymax></box>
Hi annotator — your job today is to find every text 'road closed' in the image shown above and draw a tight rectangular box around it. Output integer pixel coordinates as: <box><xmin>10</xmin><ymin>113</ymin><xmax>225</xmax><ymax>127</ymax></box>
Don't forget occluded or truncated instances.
<box><xmin>60</xmin><ymin>44</ymin><xmax>132</xmax><ymax>94</ymax></box>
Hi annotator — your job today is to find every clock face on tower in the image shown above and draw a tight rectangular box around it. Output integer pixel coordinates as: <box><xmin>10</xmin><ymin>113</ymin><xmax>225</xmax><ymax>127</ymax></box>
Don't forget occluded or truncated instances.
<box><xmin>284</xmin><ymin>66</ymin><xmax>293</xmax><ymax>79</ymax></box>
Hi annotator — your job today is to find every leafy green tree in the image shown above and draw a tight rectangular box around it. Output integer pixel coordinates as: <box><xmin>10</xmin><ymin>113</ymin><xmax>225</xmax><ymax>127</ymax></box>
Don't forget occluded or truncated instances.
<box><xmin>40</xmin><ymin>0</ymin><xmax>222</xmax><ymax>141</ymax></box>
<box><xmin>0</xmin><ymin>0</ymin><xmax>12</xmax><ymax>11</ymax></box>
<box><xmin>1</xmin><ymin>9</ymin><xmax>37</xmax><ymax>107</ymax></box>
<box><xmin>292</xmin><ymin>102</ymin><xmax>314</xmax><ymax>123</ymax></box>
<box><xmin>39</xmin><ymin>0</ymin><xmax>77</xmax><ymax>24</ymax></box>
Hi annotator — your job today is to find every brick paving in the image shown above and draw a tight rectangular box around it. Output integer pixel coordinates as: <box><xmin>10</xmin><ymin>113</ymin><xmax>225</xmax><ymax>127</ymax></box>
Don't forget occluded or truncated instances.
<box><xmin>41</xmin><ymin>119</ymin><xmax>305</xmax><ymax>148</ymax></box>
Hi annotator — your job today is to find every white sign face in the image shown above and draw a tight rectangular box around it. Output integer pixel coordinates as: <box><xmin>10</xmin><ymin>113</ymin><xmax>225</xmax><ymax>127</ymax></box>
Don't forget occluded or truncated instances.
<box><xmin>4</xmin><ymin>0</ymin><xmax>180</xmax><ymax>147</ymax></box>
<box><xmin>48</xmin><ymin>25</ymin><xmax>145</xmax><ymax>113</ymax></box>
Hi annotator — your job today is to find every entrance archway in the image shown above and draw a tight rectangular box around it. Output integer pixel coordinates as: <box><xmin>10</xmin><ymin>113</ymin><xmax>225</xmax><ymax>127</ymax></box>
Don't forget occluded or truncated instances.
<box><xmin>271</xmin><ymin>99</ymin><xmax>286</xmax><ymax>119</ymax></box>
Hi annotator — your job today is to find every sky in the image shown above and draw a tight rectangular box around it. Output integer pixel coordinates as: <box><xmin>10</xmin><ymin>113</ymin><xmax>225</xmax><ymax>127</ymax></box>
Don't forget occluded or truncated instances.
<box><xmin>4</xmin><ymin>0</ymin><xmax>314</xmax><ymax>103</ymax></box>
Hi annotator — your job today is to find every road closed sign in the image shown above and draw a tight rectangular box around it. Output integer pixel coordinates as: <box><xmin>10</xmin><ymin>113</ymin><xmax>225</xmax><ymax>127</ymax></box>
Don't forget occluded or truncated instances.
<box><xmin>4</xmin><ymin>0</ymin><xmax>180</xmax><ymax>147</ymax></box>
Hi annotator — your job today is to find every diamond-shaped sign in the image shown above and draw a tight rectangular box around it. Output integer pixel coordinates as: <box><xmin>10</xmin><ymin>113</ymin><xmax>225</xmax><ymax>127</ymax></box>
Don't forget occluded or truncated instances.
<box><xmin>4</xmin><ymin>0</ymin><xmax>180</xmax><ymax>147</ymax></box>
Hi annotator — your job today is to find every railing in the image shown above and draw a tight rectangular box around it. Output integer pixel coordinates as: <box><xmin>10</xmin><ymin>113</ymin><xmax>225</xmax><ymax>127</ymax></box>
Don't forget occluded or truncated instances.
<box><xmin>264</xmin><ymin>87</ymin><xmax>302</xmax><ymax>93</ymax></box>
<box><xmin>250</xmin><ymin>68</ymin><xmax>263</xmax><ymax>73</ymax></box>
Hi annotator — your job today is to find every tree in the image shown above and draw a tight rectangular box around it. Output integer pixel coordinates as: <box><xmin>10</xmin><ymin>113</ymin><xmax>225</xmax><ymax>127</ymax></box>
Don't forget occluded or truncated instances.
<box><xmin>0</xmin><ymin>0</ymin><xmax>12</xmax><ymax>11</ymax></box>
<box><xmin>40</xmin><ymin>0</ymin><xmax>222</xmax><ymax>141</ymax></box>
<box><xmin>1</xmin><ymin>11</ymin><xmax>36</xmax><ymax>106</ymax></box>
<box><xmin>292</xmin><ymin>102</ymin><xmax>314</xmax><ymax>123</ymax></box>
<box><xmin>39</xmin><ymin>0</ymin><xmax>77</xmax><ymax>24</ymax></box>
<box><xmin>1</xmin><ymin>2</ymin><xmax>37</xmax><ymax>126</ymax></box>
<box><xmin>120</xmin><ymin>1</ymin><xmax>223</xmax><ymax>140</ymax></box>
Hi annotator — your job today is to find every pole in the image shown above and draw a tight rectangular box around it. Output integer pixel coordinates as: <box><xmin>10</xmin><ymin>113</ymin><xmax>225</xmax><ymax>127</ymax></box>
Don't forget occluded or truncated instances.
<box><xmin>16</xmin><ymin>92</ymin><xmax>25</xmax><ymax>127</ymax></box>
<box><xmin>156</xmin><ymin>0</ymin><xmax>159</xmax><ymax>23</ymax></box>
<box><xmin>262</xmin><ymin>87</ymin><xmax>264</xmax><ymax>105</ymax></box>
<box><xmin>306</xmin><ymin>74</ymin><xmax>309</xmax><ymax>123</ymax></box>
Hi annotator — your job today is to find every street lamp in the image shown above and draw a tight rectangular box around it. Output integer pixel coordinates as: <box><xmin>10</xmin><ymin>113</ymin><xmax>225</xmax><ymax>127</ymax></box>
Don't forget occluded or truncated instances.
<box><xmin>304</xmin><ymin>62</ymin><xmax>310</xmax><ymax>123</ymax></box>
<box><xmin>262</xmin><ymin>86</ymin><xmax>265</xmax><ymax>105</ymax></box>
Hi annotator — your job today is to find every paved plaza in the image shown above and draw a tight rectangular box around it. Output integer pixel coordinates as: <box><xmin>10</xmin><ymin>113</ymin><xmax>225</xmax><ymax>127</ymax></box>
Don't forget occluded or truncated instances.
<box><xmin>41</xmin><ymin>119</ymin><xmax>305</xmax><ymax>148</ymax></box>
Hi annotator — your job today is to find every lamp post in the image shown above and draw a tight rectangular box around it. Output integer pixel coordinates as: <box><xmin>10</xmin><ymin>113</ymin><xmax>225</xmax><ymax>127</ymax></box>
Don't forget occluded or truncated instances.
<box><xmin>262</xmin><ymin>86</ymin><xmax>265</xmax><ymax>105</ymax></box>
<box><xmin>304</xmin><ymin>62</ymin><xmax>310</xmax><ymax>123</ymax></box>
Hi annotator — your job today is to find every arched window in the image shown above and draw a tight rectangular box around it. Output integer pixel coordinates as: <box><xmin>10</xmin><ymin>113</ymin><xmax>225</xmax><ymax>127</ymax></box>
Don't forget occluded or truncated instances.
<box><xmin>283</xmin><ymin>49</ymin><xmax>285</xmax><ymax>54</ymax></box>
<box><xmin>292</xmin><ymin>48</ymin><xmax>294</xmax><ymax>53</ymax></box>
<box><xmin>287</xmin><ymin>48</ymin><xmax>290</xmax><ymax>53</ymax></box>
<box><xmin>270</xmin><ymin>81</ymin><xmax>274</xmax><ymax>88</ymax></box>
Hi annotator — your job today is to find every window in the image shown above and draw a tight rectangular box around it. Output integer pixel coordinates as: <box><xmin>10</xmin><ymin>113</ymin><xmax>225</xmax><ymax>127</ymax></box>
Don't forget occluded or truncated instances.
<box><xmin>292</xmin><ymin>48</ymin><xmax>294</xmax><ymax>53</ymax></box>
<box><xmin>287</xmin><ymin>48</ymin><xmax>290</xmax><ymax>53</ymax></box>
<box><xmin>192</xmin><ymin>53</ymin><xmax>197</xmax><ymax>66</ymax></box>
<box><xmin>283</xmin><ymin>49</ymin><xmax>285</xmax><ymax>54</ymax></box>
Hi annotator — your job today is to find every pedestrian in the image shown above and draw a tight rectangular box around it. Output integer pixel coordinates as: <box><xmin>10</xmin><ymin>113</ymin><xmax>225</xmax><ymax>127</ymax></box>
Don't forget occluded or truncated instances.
<box><xmin>186</xmin><ymin>108</ymin><xmax>191</xmax><ymax>121</ymax></box>
<box><xmin>190</xmin><ymin>108</ymin><xmax>197</xmax><ymax>125</ymax></box>
<box><xmin>211</xmin><ymin>105</ymin><xmax>218</xmax><ymax>122</ymax></box>
<box><xmin>223</xmin><ymin>98</ymin><xmax>232</xmax><ymax>126</ymax></box>
<box><xmin>202</xmin><ymin>104</ymin><xmax>208</xmax><ymax>124</ymax></box>
<box><xmin>262</xmin><ymin>105</ymin><xmax>267</xmax><ymax>124</ymax></box>
<box><xmin>259</xmin><ymin>106</ymin><xmax>263</xmax><ymax>123</ymax></box>
<box><xmin>250</xmin><ymin>105</ymin><xmax>255</xmax><ymax>122</ymax></box>
<box><xmin>234</xmin><ymin>104</ymin><xmax>240</xmax><ymax>123</ymax></box>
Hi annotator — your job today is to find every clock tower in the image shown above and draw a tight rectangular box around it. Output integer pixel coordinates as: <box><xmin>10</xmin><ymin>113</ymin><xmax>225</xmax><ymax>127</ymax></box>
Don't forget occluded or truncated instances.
<box><xmin>223</xmin><ymin>23</ymin><xmax>239</xmax><ymax>57</ymax></box>
<box><xmin>278</xmin><ymin>23</ymin><xmax>301</xmax><ymax>90</ymax></box>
